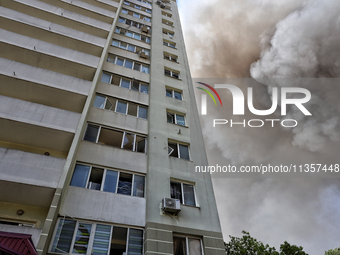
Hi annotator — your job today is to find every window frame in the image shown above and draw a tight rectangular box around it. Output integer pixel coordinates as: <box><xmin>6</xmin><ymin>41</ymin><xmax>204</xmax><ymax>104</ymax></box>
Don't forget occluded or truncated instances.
<box><xmin>164</xmin><ymin>68</ymin><xmax>180</xmax><ymax>79</ymax></box>
<box><xmin>94</xmin><ymin>94</ymin><xmax>148</xmax><ymax>120</ymax></box>
<box><xmin>50</xmin><ymin>218</ymin><xmax>144</xmax><ymax>255</ymax></box>
<box><xmin>116</xmin><ymin>27</ymin><xmax>151</xmax><ymax>43</ymax></box>
<box><xmin>170</xmin><ymin>180</ymin><xmax>197</xmax><ymax>207</ymax></box>
<box><xmin>83</xmin><ymin>123</ymin><xmax>147</xmax><ymax>154</ymax></box>
<box><xmin>166</xmin><ymin>88</ymin><xmax>183</xmax><ymax>100</ymax></box>
<box><xmin>162</xmin><ymin>19</ymin><xmax>173</xmax><ymax>27</ymax></box>
<box><xmin>70</xmin><ymin>163</ymin><xmax>145</xmax><ymax>197</ymax></box>
<box><xmin>162</xmin><ymin>11</ymin><xmax>172</xmax><ymax>18</ymax></box>
<box><xmin>107</xmin><ymin>54</ymin><xmax>150</xmax><ymax>74</ymax></box>
<box><xmin>168</xmin><ymin>141</ymin><xmax>190</xmax><ymax>160</ymax></box>
<box><xmin>164</xmin><ymin>52</ymin><xmax>178</xmax><ymax>62</ymax></box>
<box><xmin>101</xmin><ymin>72</ymin><xmax>149</xmax><ymax>94</ymax></box>
<box><xmin>167</xmin><ymin>111</ymin><xmax>186</xmax><ymax>126</ymax></box>
<box><xmin>162</xmin><ymin>28</ymin><xmax>174</xmax><ymax>38</ymax></box>
<box><xmin>173</xmin><ymin>235</ymin><xmax>204</xmax><ymax>255</ymax></box>
<box><xmin>163</xmin><ymin>40</ymin><xmax>176</xmax><ymax>48</ymax></box>
<box><xmin>111</xmin><ymin>39</ymin><xmax>150</xmax><ymax>57</ymax></box>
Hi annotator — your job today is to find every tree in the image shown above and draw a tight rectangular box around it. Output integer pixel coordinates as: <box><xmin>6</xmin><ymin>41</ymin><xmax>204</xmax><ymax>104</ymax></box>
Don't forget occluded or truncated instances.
<box><xmin>325</xmin><ymin>248</ymin><xmax>340</xmax><ymax>255</ymax></box>
<box><xmin>225</xmin><ymin>231</ymin><xmax>308</xmax><ymax>255</ymax></box>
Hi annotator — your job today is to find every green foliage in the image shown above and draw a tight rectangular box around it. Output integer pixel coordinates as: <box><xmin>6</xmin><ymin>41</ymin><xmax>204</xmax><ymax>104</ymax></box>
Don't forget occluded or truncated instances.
<box><xmin>225</xmin><ymin>231</ymin><xmax>308</xmax><ymax>255</ymax></box>
<box><xmin>325</xmin><ymin>248</ymin><xmax>340</xmax><ymax>255</ymax></box>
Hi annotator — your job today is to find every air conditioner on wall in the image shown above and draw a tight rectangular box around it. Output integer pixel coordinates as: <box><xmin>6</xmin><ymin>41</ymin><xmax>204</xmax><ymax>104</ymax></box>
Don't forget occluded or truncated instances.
<box><xmin>141</xmin><ymin>26</ymin><xmax>149</xmax><ymax>33</ymax></box>
<box><xmin>139</xmin><ymin>51</ymin><xmax>149</xmax><ymax>59</ymax></box>
<box><xmin>162</xmin><ymin>197</ymin><xmax>181</xmax><ymax>215</ymax></box>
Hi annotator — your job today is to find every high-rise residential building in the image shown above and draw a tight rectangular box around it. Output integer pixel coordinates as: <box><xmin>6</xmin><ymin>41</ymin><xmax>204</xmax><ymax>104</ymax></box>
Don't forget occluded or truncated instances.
<box><xmin>0</xmin><ymin>0</ymin><xmax>225</xmax><ymax>254</ymax></box>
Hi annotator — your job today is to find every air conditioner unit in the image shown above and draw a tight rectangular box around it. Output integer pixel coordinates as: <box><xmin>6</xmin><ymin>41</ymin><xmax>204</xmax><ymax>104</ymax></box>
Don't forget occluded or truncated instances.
<box><xmin>156</xmin><ymin>0</ymin><xmax>161</xmax><ymax>4</ymax></box>
<box><xmin>139</xmin><ymin>51</ymin><xmax>149</xmax><ymax>59</ymax></box>
<box><xmin>162</xmin><ymin>197</ymin><xmax>181</xmax><ymax>215</ymax></box>
<box><xmin>141</xmin><ymin>26</ymin><xmax>149</xmax><ymax>33</ymax></box>
<box><xmin>160</xmin><ymin>3</ymin><xmax>165</xmax><ymax>8</ymax></box>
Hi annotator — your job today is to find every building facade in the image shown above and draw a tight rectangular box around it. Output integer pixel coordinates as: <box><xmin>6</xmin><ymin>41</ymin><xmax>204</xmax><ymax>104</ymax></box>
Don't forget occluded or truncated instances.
<box><xmin>0</xmin><ymin>0</ymin><xmax>225</xmax><ymax>254</ymax></box>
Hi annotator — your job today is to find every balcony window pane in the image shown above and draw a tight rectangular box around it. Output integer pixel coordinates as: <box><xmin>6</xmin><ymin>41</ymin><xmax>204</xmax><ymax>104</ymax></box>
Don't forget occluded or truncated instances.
<box><xmin>133</xmin><ymin>176</ymin><xmax>145</xmax><ymax>197</ymax></box>
<box><xmin>98</xmin><ymin>128</ymin><xmax>123</xmax><ymax>148</ymax></box>
<box><xmin>111</xmin><ymin>227</ymin><xmax>127</xmax><ymax>253</ymax></box>
<box><xmin>51</xmin><ymin>219</ymin><xmax>76</xmax><ymax>253</ymax></box>
<box><xmin>73</xmin><ymin>223</ymin><xmax>92</xmax><ymax>254</ymax></box>
<box><xmin>133</xmin><ymin>63</ymin><xmax>141</xmax><ymax>71</ymax></box>
<box><xmin>173</xmin><ymin>236</ymin><xmax>187</xmax><ymax>255</ymax></box>
<box><xmin>111</xmin><ymin>40</ymin><xmax>119</xmax><ymax>47</ymax></box>
<box><xmin>135</xmin><ymin>5</ymin><xmax>141</xmax><ymax>10</ymax></box>
<box><xmin>116</xmin><ymin>101</ymin><xmax>128</xmax><ymax>114</ymax></box>
<box><xmin>103</xmin><ymin>170</ymin><xmax>118</xmax><ymax>193</ymax></box>
<box><xmin>127</xmin><ymin>229</ymin><xmax>143</xmax><ymax>254</ymax></box>
<box><xmin>128</xmin><ymin>103</ymin><xmax>138</xmax><ymax>117</ymax></box>
<box><xmin>124</xmin><ymin>60</ymin><xmax>133</xmax><ymax>69</ymax></box>
<box><xmin>174</xmin><ymin>91</ymin><xmax>182</xmax><ymax>100</ymax></box>
<box><xmin>70</xmin><ymin>164</ymin><xmax>90</xmax><ymax>188</ymax></box>
<box><xmin>105</xmin><ymin>97</ymin><xmax>116</xmax><ymax>111</ymax></box>
<box><xmin>164</xmin><ymin>69</ymin><xmax>171</xmax><ymax>76</ymax></box>
<box><xmin>92</xmin><ymin>224</ymin><xmax>111</xmax><ymax>255</ymax></box>
<box><xmin>183</xmin><ymin>184</ymin><xmax>196</xmax><ymax>206</ymax></box>
<box><xmin>128</xmin><ymin>45</ymin><xmax>135</xmax><ymax>52</ymax></box>
<box><xmin>136</xmin><ymin>136</ymin><xmax>146</xmax><ymax>153</ymax></box>
<box><xmin>134</xmin><ymin>34</ymin><xmax>141</xmax><ymax>40</ymax></box>
<box><xmin>121</xmin><ymin>79</ymin><xmax>130</xmax><ymax>89</ymax></box>
<box><xmin>107</xmin><ymin>55</ymin><xmax>115</xmax><ymax>64</ymax></box>
<box><xmin>84</xmin><ymin>125</ymin><xmax>99</xmax><ymax>142</ymax></box>
<box><xmin>115</xmin><ymin>27</ymin><xmax>120</xmax><ymax>33</ymax></box>
<box><xmin>132</xmin><ymin>81</ymin><xmax>139</xmax><ymax>91</ymax></box>
<box><xmin>101</xmin><ymin>72</ymin><xmax>111</xmax><ymax>83</ymax></box>
<box><xmin>123</xmin><ymin>133</ymin><xmax>134</xmax><ymax>150</ymax></box>
<box><xmin>133</xmin><ymin>13</ymin><xmax>140</xmax><ymax>18</ymax></box>
<box><xmin>140</xmin><ymin>83</ymin><xmax>148</xmax><ymax>94</ymax></box>
<box><xmin>146</xmin><ymin>37</ymin><xmax>150</xmax><ymax>43</ymax></box>
<box><xmin>117</xmin><ymin>173</ymin><xmax>132</xmax><ymax>195</ymax></box>
<box><xmin>120</xmin><ymin>42</ymin><xmax>127</xmax><ymax>50</ymax></box>
<box><xmin>116</xmin><ymin>58</ymin><xmax>124</xmax><ymax>66</ymax></box>
<box><xmin>141</xmin><ymin>36</ymin><xmax>147</xmax><ymax>42</ymax></box>
<box><xmin>121</xmin><ymin>9</ymin><xmax>128</xmax><ymax>14</ymax></box>
<box><xmin>138</xmin><ymin>106</ymin><xmax>147</xmax><ymax>119</ymax></box>
<box><xmin>126</xmin><ymin>31</ymin><xmax>133</xmax><ymax>37</ymax></box>
<box><xmin>112</xmin><ymin>75</ymin><xmax>120</xmax><ymax>86</ymax></box>
<box><xmin>141</xmin><ymin>66</ymin><xmax>149</xmax><ymax>74</ymax></box>
<box><xmin>120</xmin><ymin>29</ymin><xmax>125</xmax><ymax>35</ymax></box>
<box><xmin>93</xmin><ymin>95</ymin><xmax>106</xmax><ymax>109</ymax></box>
<box><xmin>176</xmin><ymin>115</ymin><xmax>185</xmax><ymax>126</ymax></box>
<box><xmin>118</xmin><ymin>18</ymin><xmax>125</xmax><ymax>24</ymax></box>
<box><xmin>87</xmin><ymin>167</ymin><xmax>103</xmax><ymax>190</ymax></box>
<box><xmin>167</xmin><ymin>113</ymin><xmax>175</xmax><ymax>124</ymax></box>
<box><xmin>179</xmin><ymin>144</ymin><xmax>190</xmax><ymax>160</ymax></box>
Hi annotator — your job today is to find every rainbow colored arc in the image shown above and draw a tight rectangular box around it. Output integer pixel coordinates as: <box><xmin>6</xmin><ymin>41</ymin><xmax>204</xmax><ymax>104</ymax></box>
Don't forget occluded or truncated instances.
<box><xmin>196</xmin><ymin>82</ymin><xmax>223</xmax><ymax>106</ymax></box>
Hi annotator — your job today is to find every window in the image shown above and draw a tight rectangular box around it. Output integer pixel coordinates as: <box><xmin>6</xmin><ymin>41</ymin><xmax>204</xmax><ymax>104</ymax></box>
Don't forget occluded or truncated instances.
<box><xmin>163</xmin><ymin>40</ymin><xmax>176</xmax><ymax>48</ymax></box>
<box><xmin>166</xmin><ymin>88</ymin><xmax>182</xmax><ymax>100</ymax></box>
<box><xmin>118</xmin><ymin>17</ymin><xmax>150</xmax><ymax>30</ymax></box>
<box><xmin>164</xmin><ymin>52</ymin><xmax>178</xmax><ymax>62</ymax></box>
<box><xmin>170</xmin><ymin>181</ymin><xmax>196</xmax><ymax>206</ymax></box>
<box><xmin>124</xmin><ymin>1</ymin><xmax>152</xmax><ymax>12</ymax></box>
<box><xmin>162</xmin><ymin>19</ymin><xmax>173</xmax><ymax>27</ymax></box>
<box><xmin>0</xmin><ymin>219</ymin><xmax>35</xmax><ymax>228</ymax></box>
<box><xmin>94</xmin><ymin>94</ymin><xmax>148</xmax><ymax>119</ymax></box>
<box><xmin>70</xmin><ymin>163</ymin><xmax>145</xmax><ymax>197</ymax></box>
<box><xmin>111</xmin><ymin>39</ymin><xmax>150</xmax><ymax>56</ymax></box>
<box><xmin>115</xmin><ymin>27</ymin><xmax>151</xmax><ymax>43</ymax></box>
<box><xmin>51</xmin><ymin>219</ymin><xmax>143</xmax><ymax>255</ymax></box>
<box><xmin>84</xmin><ymin>124</ymin><xmax>147</xmax><ymax>153</ymax></box>
<box><xmin>167</xmin><ymin>111</ymin><xmax>185</xmax><ymax>126</ymax></box>
<box><xmin>101</xmin><ymin>72</ymin><xmax>149</xmax><ymax>94</ymax></box>
<box><xmin>173</xmin><ymin>236</ymin><xmax>203</xmax><ymax>255</ymax></box>
<box><xmin>162</xmin><ymin>11</ymin><xmax>172</xmax><ymax>18</ymax></box>
<box><xmin>107</xmin><ymin>54</ymin><xmax>150</xmax><ymax>73</ymax></box>
<box><xmin>164</xmin><ymin>68</ymin><xmax>180</xmax><ymax>79</ymax></box>
<box><xmin>168</xmin><ymin>141</ymin><xmax>190</xmax><ymax>160</ymax></box>
<box><xmin>163</xmin><ymin>29</ymin><xmax>174</xmax><ymax>38</ymax></box>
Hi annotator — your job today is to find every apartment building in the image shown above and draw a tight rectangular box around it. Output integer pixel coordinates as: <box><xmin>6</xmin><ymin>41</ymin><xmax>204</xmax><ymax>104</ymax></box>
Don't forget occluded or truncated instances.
<box><xmin>0</xmin><ymin>0</ymin><xmax>225</xmax><ymax>254</ymax></box>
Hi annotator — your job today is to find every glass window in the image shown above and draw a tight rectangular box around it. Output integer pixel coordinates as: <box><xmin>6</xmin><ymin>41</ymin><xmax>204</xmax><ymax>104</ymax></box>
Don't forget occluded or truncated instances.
<box><xmin>98</xmin><ymin>128</ymin><xmax>124</xmax><ymax>148</ymax></box>
<box><xmin>167</xmin><ymin>112</ymin><xmax>175</xmax><ymax>124</ymax></box>
<box><xmin>118</xmin><ymin>17</ymin><xmax>125</xmax><ymax>23</ymax></box>
<box><xmin>92</xmin><ymin>225</ymin><xmax>111</xmax><ymax>255</ymax></box>
<box><xmin>117</xmin><ymin>173</ymin><xmax>132</xmax><ymax>195</ymax></box>
<box><xmin>111</xmin><ymin>226</ymin><xmax>127</xmax><ymax>253</ymax></box>
<box><xmin>103</xmin><ymin>170</ymin><xmax>118</xmax><ymax>193</ymax></box>
<box><xmin>174</xmin><ymin>91</ymin><xmax>182</xmax><ymax>100</ymax></box>
<box><xmin>170</xmin><ymin>181</ymin><xmax>182</xmax><ymax>203</ymax></box>
<box><xmin>121</xmin><ymin>79</ymin><xmax>131</xmax><ymax>89</ymax></box>
<box><xmin>84</xmin><ymin>125</ymin><xmax>99</xmax><ymax>142</ymax></box>
<box><xmin>133</xmin><ymin>13</ymin><xmax>140</xmax><ymax>18</ymax></box>
<box><xmin>93</xmin><ymin>95</ymin><xmax>106</xmax><ymax>109</ymax></box>
<box><xmin>72</xmin><ymin>223</ymin><xmax>92</xmax><ymax>254</ymax></box>
<box><xmin>179</xmin><ymin>144</ymin><xmax>190</xmax><ymax>160</ymax></box>
<box><xmin>111</xmin><ymin>39</ymin><xmax>120</xmax><ymax>47</ymax></box>
<box><xmin>116</xmin><ymin>58</ymin><xmax>124</xmax><ymax>66</ymax></box>
<box><xmin>87</xmin><ymin>167</ymin><xmax>104</xmax><ymax>190</ymax></box>
<box><xmin>120</xmin><ymin>42</ymin><xmax>127</xmax><ymax>50</ymax></box>
<box><xmin>107</xmin><ymin>55</ymin><xmax>116</xmax><ymax>64</ymax></box>
<box><xmin>168</xmin><ymin>142</ymin><xmax>178</xmax><ymax>157</ymax></box>
<box><xmin>134</xmin><ymin>34</ymin><xmax>141</xmax><ymax>40</ymax></box>
<box><xmin>183</xmin><ymin>184</ymin><xmax>196</xmax><ymax>206</ymax></box>
<box><xmin>135</xmin><ymin>5</ymin><xmax>141</xmax><ymax>10</ymax></box>
<box><xmin>144</xmin><ymin>17</ymin><xmax>151</xmax><ymax>22</ymax></box>
<box><xmin>112</xmin><ymin>75</ymin><xmax>120</xmax><ymax>86</ymax></box>
<box><xmin>138</xmin><ymin>106</ymin><xmax>147</xmax><ymax>119</ymax></box>
<box><xmin>136</xmin><ymin>136</ymin><xmax>146</xmax><ymax>153</ymax></box>
<box><xmin>133</xmin><ymin>175</ymin><xmax>145</xmax><ymax>197</ymax></box>
<box><xmin>165</xmin><ymin>69</ymin><xmax>171</xmax><ymax>76</ymax></box>
<box><xmin>124</xmin><ymin>59</ymin><xmax>133</xmax><ymax>69</ymax></box>
<box><xmin>141</xmin><ymin>65</ymin><xmax>149</xmax><ymax>74</ymax></box>
<box><xmin>115</xmin><ymin>27</ymin><xmax>120</xmax><ymax>33</ymax></box>
<box><xmin>124</xmin><ymin>1</ymin><xmax>130</xmax><ymax>5</ymax></box>
<box><xmin>121</xmin><ymin>9</ymin><xmax>128</xmax><ymax>14</ymax></box>
<box><xmin>105</xmin><ymin>97</ymin><xmax>115</xmax><ymax>111</ymax></box>
<box><xmin>51</xmin><ymin>219</ymin><xmax>76</xmax><ymax>253</ymax></box>
<box><xmin>128</xmin><ymin>103</ymin><xmax>138</xmax><ymax>117</ymax></box>
<box><xmin>133</xmin><ymin>62</ymin><xmax>141</xmax><ymax>71</ymax></box>
<box><xmin>127</xmin><ymin>229</ymin><xmax>143</xmax><ymax>254</ymax></box>
<box><xmin>122</xmin><ymin>133</ymin><xmax>134</xmax><ymax>151</ymax></box>
<box><xmin>145</xmin><ymin>9</ymin><xmax>151</xmax><ymax>13</ymax></box>
<box><xmin>166</xmin><ymin>89</ymin><xmax>172</xmax><ymax>97</ymax></box>
<box><xmin>132</xmin><ymin>81</ymin><xmax>139</xmax><ymax>91</ymax></box>
<box><xmin>101</xmin><ymin>72</ymin><xmax>111</xmax><ymax>83</ymax></box>
<box><xmin>116</xmin><ymin>101</ymin><xmax>127</xmax><ymax>114</ymax></box>
<box><xmin>127</xmin><ymin>45</ymin><xmax>135</xmax><ymax>52</ymax></box>
<box><xmin>140</xmin><ymin>83</ymin><xmax>148</xmax><ymax>94</ymax></box>
<box><xmin>176</xmin><ymin>114</ymin><xmax>185</xmax><ymax>126</ymax></box>
<box><xmin>70</xmin><ymin>164</ymin><xmax>90</xmax><ymax>188</ymax></box>
<box><xmin>126</xmin><ymin>31</ymin><xmax>133</xmax><ymax>37</ymax></box>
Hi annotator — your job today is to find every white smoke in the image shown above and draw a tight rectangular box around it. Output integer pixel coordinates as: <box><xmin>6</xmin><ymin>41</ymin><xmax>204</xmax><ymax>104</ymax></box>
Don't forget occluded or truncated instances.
<box><xmin>250</xmin><ymin>0</ymin><xmax>340</xmax><ymax>152</ymax></box>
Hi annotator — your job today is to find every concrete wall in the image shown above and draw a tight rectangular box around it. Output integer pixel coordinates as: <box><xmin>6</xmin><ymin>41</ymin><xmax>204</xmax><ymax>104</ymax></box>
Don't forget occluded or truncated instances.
<box><xmin>61</xmin><ymin>186</ymin><xmax>146</xmax><ymax>227</ymax></box>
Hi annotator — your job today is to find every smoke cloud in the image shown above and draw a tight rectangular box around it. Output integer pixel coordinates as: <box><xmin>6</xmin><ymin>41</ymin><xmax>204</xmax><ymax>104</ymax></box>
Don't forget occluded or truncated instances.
<box><xmin>179</xmin><ymin>0</ymin><xmax>340</xmax><ymax>254</ymax></box>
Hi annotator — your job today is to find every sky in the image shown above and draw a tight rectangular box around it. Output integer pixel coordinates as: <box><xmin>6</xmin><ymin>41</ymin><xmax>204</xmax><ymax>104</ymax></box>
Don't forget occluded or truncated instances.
<box><xmin>177</xmin><ymin>0</ymin><xmax>340</xmax><ymax>254</ymax></box>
